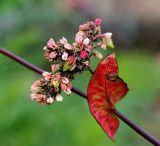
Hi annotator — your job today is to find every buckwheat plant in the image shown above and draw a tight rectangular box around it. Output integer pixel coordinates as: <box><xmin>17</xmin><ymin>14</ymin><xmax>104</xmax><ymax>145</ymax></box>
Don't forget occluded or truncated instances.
<box><xmin>30</xmin><ymin>18</ymin><xmax>114</xmax><ymax>104</ymax></box>
<box><xmin>1</xmin><ymin>18</ymin><xmax>160</xmax><ymax>145</ymax></box>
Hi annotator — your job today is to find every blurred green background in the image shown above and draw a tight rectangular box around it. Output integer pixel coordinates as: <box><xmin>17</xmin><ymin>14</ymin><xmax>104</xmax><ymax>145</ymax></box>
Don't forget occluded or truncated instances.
<box><xmin>0</xmin><ymin>0</ymin><xmax>160</xmax><ymax>146</ymax></box>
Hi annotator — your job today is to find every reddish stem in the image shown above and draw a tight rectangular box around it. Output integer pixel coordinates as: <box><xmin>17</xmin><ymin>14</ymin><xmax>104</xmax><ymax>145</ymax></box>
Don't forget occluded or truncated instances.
<box><xmin>0</xmin><ymin>48</ymin><xmax>160</xmax><ymax>146</ymax></box>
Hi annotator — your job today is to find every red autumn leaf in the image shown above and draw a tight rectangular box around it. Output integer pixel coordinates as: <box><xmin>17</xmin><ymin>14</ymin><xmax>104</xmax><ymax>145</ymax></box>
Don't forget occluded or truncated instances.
<box><xmin>87</xmin><ymin>52</ymin><xmax>129</xmax><ymax>140</ymax></box>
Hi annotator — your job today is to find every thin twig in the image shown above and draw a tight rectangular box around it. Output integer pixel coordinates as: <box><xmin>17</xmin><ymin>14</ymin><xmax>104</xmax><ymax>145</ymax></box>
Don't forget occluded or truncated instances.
<box><xmin>113</xmin><ymin>109</ymin><xmax>160</xmax><ymax>146</ymax></box>
<box><xmin>0</xmin><ymin>48</ymin><xmax>160</xmax><ymax>146</ymax></box>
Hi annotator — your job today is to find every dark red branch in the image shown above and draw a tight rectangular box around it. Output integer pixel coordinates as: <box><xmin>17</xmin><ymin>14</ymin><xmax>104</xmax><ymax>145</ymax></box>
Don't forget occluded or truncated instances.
<box><xmin>0</xmin><ymin>48</ymin><xmax>44</xmax><ymax>74</ymax></box>
<box><xmin>0</xmin><ymin>48</ymin><xmax>160</xmax><ymax>146</ymax></box>
<box><xmin>113</xmin><ymin>109</ymin><xmax>160</xmax><ymax>146</ymax></box>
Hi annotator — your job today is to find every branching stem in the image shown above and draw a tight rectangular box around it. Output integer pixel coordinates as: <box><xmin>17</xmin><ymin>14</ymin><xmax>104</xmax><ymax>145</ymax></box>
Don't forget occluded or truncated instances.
<box><xmin>0</xmin><ymin>48</ymin><xmax>160</xmax><ymax>146</ymax></box>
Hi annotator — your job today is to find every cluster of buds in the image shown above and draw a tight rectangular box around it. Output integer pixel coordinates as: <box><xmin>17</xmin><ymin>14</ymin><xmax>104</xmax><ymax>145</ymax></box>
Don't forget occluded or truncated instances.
<box><xmin>30</xmin><ymin>71</ymin><xmax>72</xmax><ymax>104</ymax></box>
<box><xmin>31</xmin><ymin>18</ymin><xmax>114</xmax><ymax>105</ymax></box>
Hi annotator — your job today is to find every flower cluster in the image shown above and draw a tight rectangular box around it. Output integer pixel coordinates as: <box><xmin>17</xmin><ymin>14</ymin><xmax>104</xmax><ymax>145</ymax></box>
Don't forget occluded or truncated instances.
<box><xmin>31</xmin><ymin>71</ymin><xmax>72</xmax><ymax>104</ymax></box>
<box><xmin>31</xmin><ymin>18</ymin><xmax>114</xmax><ymax>105</ymax></box>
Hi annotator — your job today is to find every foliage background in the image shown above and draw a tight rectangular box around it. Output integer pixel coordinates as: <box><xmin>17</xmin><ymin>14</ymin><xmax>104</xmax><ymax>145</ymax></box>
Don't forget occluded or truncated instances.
<box><xmin>0</xmin><ymin>0</ymin><xmax>160</xmax><ymax>146</ymax></box>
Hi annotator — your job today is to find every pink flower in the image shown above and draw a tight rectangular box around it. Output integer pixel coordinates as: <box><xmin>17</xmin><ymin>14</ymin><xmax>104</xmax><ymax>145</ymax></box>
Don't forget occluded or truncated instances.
<box><xmin>60</xmin><ymin>83</ymin><xmax>67</xmax><ymax>92</ymax></box>
<box><xmin>49</xmin><ymin>51</ymin><xmax>57</xmax><ymax>59</ymax></box>
<box><xmin>64</xmin><ymin>43</ymin><xmax>74</xmax><ymax>50</ymax></box>
<box><xmin>62</xmin><ymin>51</ymin><xmax>68</xmax><ymax>60</ymax></box>
<box><xmin>67</xmin><ymin>82</ymin><xmax>72</xmax><ymax>89</ymax></box>
<box><xmin>30</xmin><ymin>94</ymin><xmax>44</xmax><ymax>102</ymax></box>
<box><xmin>51</xmin><ymin>64</ymin><xmax>61</xmax><ymax>73</ymax></box>
<box><xmin>75</xmin><ymin>33</ymin><xmax>83</xmax><ymax>44</ymax></box>
<box><xmin>52</xmin><ymin>73</ymin><xmax>61</xmax><ymax>80</ymax></box>
<box><xmin>94</xmin><ymin>18</ymin><xmax>102</xmax><ymax>25</ymax></box>
<box><xmin>61</xmin><ymin>77</ymin><xmax>69</xmax><ymax>84</ymax></box>
<box><xmin>79</xmin><ymin>23</ymin><xmax>89</xmax><ymax>31</ymax></box>
<box><xmin>60</xmin><ymin>76</ymin><xmax>72</xmax><ymax>95</ymax></box>
<box><xmin>35</xmin><ymin>94</ymin><xmax>44</xmax><ymax>102</ymax></box>
<box><xmin>31</xmin><ymin>81</ymin><xmax>41</xmax><ymax>93</ymax></box>
<box><xmin>85</xmin><ymin>45</ymin><xmax>92</xmax><ymax>52</ymax></box>
<box><xmin>32</xmin><ymin>80</ymin><xmax>41</xmax><ymax>86</ymax></box>
<box><xmin>47</xmin><ymin>38</ymin><xmax>57</xmax><ymax>49</ymax></box>
<box><xmin>60</xmin><ymin>37</ymin><xmax>68</xmax><ymax>45</ymax></box>
<box><xmin>80</xmin><ymin>51</ymin><xmax>88</xmax><ymax>59</ymax></box>
<box><xmin>42</xmin><ymin>72</ymin><xmax>52</xmax><ymax>81</ymax></box>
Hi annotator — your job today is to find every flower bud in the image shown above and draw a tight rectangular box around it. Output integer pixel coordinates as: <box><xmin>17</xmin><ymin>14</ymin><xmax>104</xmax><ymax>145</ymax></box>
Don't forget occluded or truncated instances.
<box><xmin>61</xmin><ymin>77</ymin><xmax>69</xmax><ymax>84</ymax></box>
<box><xmin>49</xmin><ymin>51</ymin><xmax>57</xmax><ymax>59</ymax></box>
<box><xmin>51</xmin><ymin>64</ymin><xmax>61</xmax><ymax>73</ymax></box>
<box><xmin>83</xmin><ymin>61</ymin><xmax>90</xmax><ymax>66</ymax></box>
<box><xmin>64</xmin><ymin>43</ymin><xmax>74</xmax><ymax>50</ymax></box>
<box><xmin>100</xmin><ymin>32</ymin><xmax>114</xmax><ymax>49</ymax></box>
<box><xmin>60</xmin><ymin>37</ymin><xmax>68</xmax><ymax>45</ymax></box>
<box><xmin>75</xmin><ymin>33</ymin><xmax>83</xmax><ymax>44</ymax></box>
<box><xmin>46</xmin><ymin>97</ymin><xmax>54</xmax><ymax>104</ymax></box>
<box><xmin>79</xmin><ymin>23</ymin><xmax>89</xmax><ymax>31</ymax></box>
<box><xmin>80</xmin><ymin>51</ymin><xmax>88</xmax><ymax>59</ymax></box>
<box><xmin>43</xmin><ymin>46</ymin><xmax>47</xmax><ymax>50</ymax></box>
<box><xmin>30</xmin><ymin>93</ymin><xmax>37</xmax><ymax>99</ymax></box>
<box><xmin>83</xmin><ymin>38</ymin><xmax>90</xmax><ymax>46</ymax></box>
<box><xmin>103</xmin><ymin>32</ymin><xmax>112</xmax><ymax>39</ymax></box>
<box><xmin>35</xmin><ymin>94</ymin><xmax>45</xmax><ymax>102</ymax></box>
<box><xmin>67</xmin><ymin>82</ymin><xmax>72</xmax><ymax>89</ymax></box>
<box><xmin>65</xmin><ymin>88</ymin><xmax>71</xmax><ymax>95</ymax></box>
<box><xmin>55</xmin><ymin>94</ymin><xmax>63</xmax><ymax>102</ymax></box>
<box><xmin>51</xmin><ymin>79</ymin><xmax>60</xmax><ymax>89</ymax></box>
<box><xmin>92</xmin><ymin>50</ymin><xmax>103</xmax><ymax>59</ymax></box>
<box><xmin>42</xmin><ymin>72</ymin><xmax>52</xmax><ymax>81</ymax></box>
<box><xmin>60</xmin><ymin>83</ymin><xmax>67</xmax><ymax>92</ymax></box>
<box><xmin>63</xmin><ymin>56</ymin><xmax>76</xmax><ymax>71</ymax></box>
<box><xmin>94</xmin><ymin>18</ymin><xmax>102</xmax><ymax>25</ymax></box>
<box><xmin>47</xmin><ymin>38</ymin><xmax>57</xmax><ymax>49</ymax></box>
<box><xmin>62</xmin><ymin>51</ymin><xmax>68</xmax><ymax>60</ymax></box>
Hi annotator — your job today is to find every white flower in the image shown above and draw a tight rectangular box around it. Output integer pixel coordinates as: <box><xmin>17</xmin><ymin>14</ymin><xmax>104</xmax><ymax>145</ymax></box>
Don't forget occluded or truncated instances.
<box><xmin>43</xmin><ymin>46</ymin><xmax>47</xmax><ymax>50</ymax></box>
<box><xmin>62</xmin><ymin>51</ymin><xmax>68</xmax><ymax>60</ymax></box>
<box><xmin>83</xmin><ymin>38</ymin><xmax>90</xmax><ymax>45</ymax></box>
<box><xmin>55</xmin><ymin>94</ymin><xmax>63</xmax><ymax>102</ymax></box>
<box><xmin>46</xmin><ymin>97</ymin><xmax>54</xmax><ymax>104</ymax></box>
<box><xmin>65</xmin><ymin>88</ymin><xmax>71</xmax><ymax>95</ymax></box>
